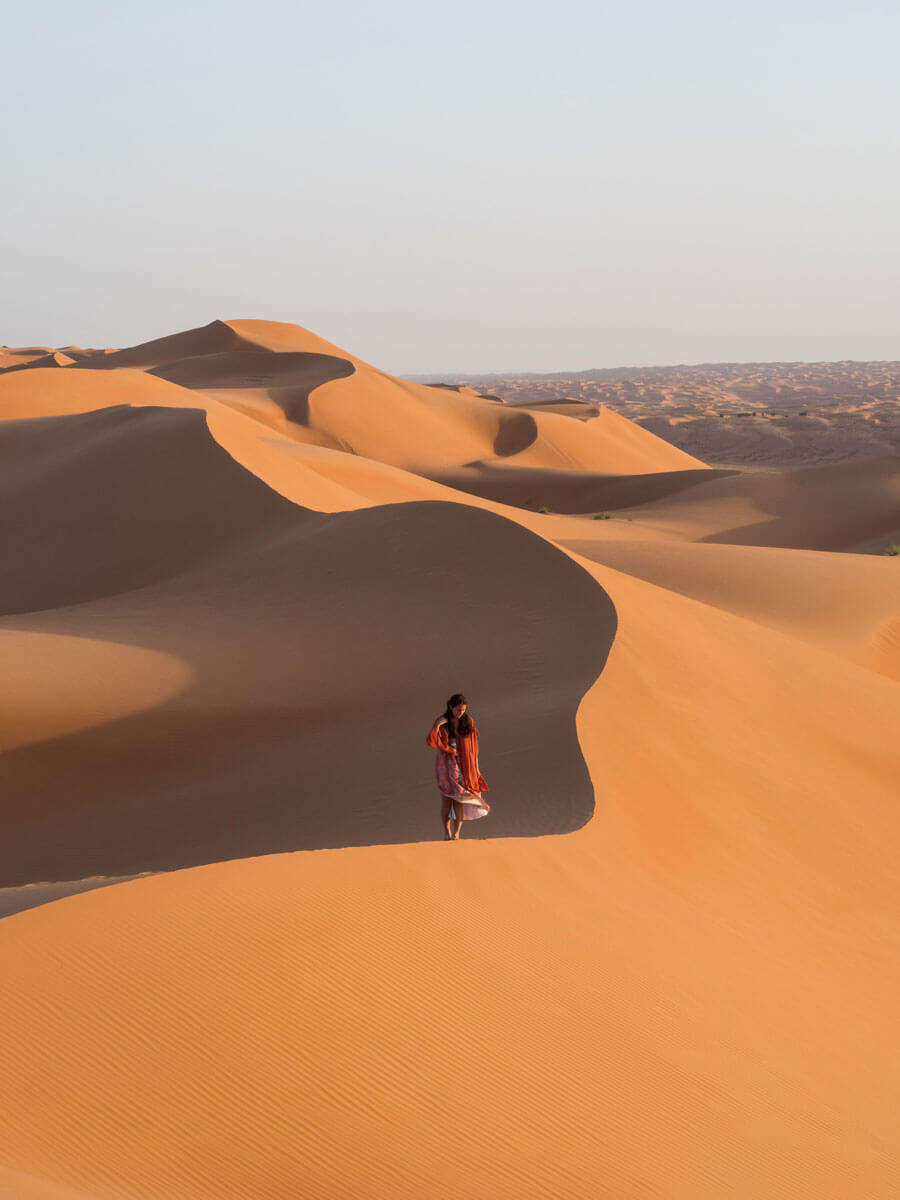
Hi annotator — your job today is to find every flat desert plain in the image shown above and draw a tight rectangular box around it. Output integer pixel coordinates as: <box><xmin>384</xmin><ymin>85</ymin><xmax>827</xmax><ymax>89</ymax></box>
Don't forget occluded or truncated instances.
<box><xmin>1</xmin><ymin>320</ymin><xmax>899</xmax><ymax>1199</ymax></box>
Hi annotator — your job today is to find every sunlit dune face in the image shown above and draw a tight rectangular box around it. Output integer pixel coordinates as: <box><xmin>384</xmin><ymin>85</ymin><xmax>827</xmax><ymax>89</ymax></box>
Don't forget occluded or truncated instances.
<box><xmin>444</xmin><ymin>361</ymin><xmax>900</xmax><ymax>468</ymax></box>
<box><xmin>1</xmin><ymin>318</ymin><xmax>899</xmax><ymax>1200</ymax></box>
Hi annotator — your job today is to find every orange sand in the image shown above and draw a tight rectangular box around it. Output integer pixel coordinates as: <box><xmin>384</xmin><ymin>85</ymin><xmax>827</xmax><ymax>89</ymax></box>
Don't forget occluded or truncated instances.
<box><xmin>1</xmin><ymin>320</ymin><xmax>898</xmax><ymax>1199</ymax></box>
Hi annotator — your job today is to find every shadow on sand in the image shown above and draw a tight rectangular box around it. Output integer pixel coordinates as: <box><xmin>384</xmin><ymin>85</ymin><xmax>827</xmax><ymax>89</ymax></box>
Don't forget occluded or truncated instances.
<box><xmin>0</xmin><ymin>406</ymin><xmax>617</xmax><ymax>915</ymax></box>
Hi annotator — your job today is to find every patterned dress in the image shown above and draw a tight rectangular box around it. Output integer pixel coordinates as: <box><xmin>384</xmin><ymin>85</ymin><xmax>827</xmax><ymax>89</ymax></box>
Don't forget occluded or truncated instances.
<box><xmin>431</xmin><ymin>728</ymin><xmax>490</xmax><ymax>822</ymax></box>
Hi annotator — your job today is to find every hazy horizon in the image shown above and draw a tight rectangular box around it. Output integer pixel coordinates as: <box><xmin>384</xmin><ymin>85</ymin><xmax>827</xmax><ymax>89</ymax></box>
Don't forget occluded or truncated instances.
<box><xmin>407</xmin><ymin>355</ymin><xmax>900</xmax><ymax>380</ymax></box>
<box><xmin>5</xmin><ymin>1</ymin><xmax>899</xmax><ymax>374</ymax></box>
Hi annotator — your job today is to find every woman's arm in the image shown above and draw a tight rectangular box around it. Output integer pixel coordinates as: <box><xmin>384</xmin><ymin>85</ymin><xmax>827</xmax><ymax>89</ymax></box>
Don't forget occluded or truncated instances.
<box><xmin>426</xmin><ymin>719</ymin><xmax>456</xmax><ymax>754</ymax></box>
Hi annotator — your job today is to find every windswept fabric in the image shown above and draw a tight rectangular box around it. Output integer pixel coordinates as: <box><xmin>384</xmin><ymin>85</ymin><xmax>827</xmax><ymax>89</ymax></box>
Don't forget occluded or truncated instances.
<box><xmin>426</xmin><ymin>719</ymin><xmax>490</xmax><ymax>821</ymax></box>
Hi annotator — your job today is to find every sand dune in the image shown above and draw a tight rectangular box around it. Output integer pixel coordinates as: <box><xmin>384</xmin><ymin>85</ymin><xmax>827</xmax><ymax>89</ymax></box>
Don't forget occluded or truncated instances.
<box><xmin>0</xmin><ymin>346</ymin><xmax>53</xmax><ymax>370</ymax></box>
<box><xmin>0</xmin><ymin>364</ymin><xmax>195</xmax><ymax>421</ymax></box>
<box><xmin>426</xmin><ymin>462</ymin><xmax>730</xmax><ymax>511</ymax></box>
<box><xmin>0</xmin><ymin>404</ymin><xmax>614</xmax><ymax>886</ymax></box>
<box><xmin>151</xmin><ymin>349</ymin><xmax>357</xmax><ymax>431</ymax></box>
<box><xmin>436</xmin><ymin>360</ymin><xmax>900</xmax><ymax>466</ymax></box>
<box><xmin>0</xmin><ymin>364</ymin><xmax>496</xmax><ymax>512</ymax></box>
<box><xmin>2</xmin><ymin>567</ymin><xmax>899</xmax><ymax>1199</ymax></box>
<box><xmin>0</xmin><ymin>404</ymin><xmax>306</xmax><ymax>614</ymax></box>
<box><xmin>607</xmin><ymin>455</ymin><xmax>900</xmax><ymax>551</ymax></box>
<box><xmin>1</xmin><ymin>319</ymin><xmax>898</xmax><ymax>1199</ymax></box>
<box><xmin>0</xmin><ymin>874</ymin><xmax>146</xmax><ymax>921</ymax></box>
<box><xmin>560</xmin><ymin>539</ymin><xmax>900</xmax><ymax>678</ymax></box>
<box><xmin>68</xmin><ymin>318</ymin><xmax>279</xmax><ymax>371</ymax></box>
<box><xmin>0</xmin><ymin>349</ymin><xmax>77</xmax><ymax>372</ymax></box>
<box><xmin>0</xmin><ymin>629</ymin><xmax>189</xmax><ymax>753</ymax></box>
<box><xmin>0</xmin><ymin>1168</ymin><xmax>99</xmax><ymax>1200</ymax></box>
<box><xmin>0</xmin><ymin>328</ymin><xmax>705</xmax><ymax>523</ymax></box>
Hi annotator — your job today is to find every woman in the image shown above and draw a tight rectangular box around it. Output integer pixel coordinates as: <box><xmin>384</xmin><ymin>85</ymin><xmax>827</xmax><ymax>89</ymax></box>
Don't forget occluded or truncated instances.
<box><xmin>426</xmin><ymin>693</ymin><xmax>490</xmax><ymax>840</ymax></box>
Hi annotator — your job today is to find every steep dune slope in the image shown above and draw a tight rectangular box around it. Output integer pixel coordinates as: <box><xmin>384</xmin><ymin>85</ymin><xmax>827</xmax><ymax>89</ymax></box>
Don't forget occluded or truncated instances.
<box><xmin>0</xmin><ymin>630</ymin><xmax>189</xmax><ymax>753</ymax></box>
<box><xmin>70</xmin><ymin>319</ymin><xmax>269</xmax><ymax>371</ymax></box>
<box><xmin>561</xmin><ymin>538</ymin><xmax>900</xmax><ymax>678</ymax></box>
<box><xmin>0</xmin><ymin>351</ymin><xmax>709</xmax><ymax>517</ymax></box>
<box><xmin>301</xmin><ymin>370</ymin><xmax>703</xmax><ymax>476</ymax></box>
<box><xmin>0</xmin><ymin>406</ymin><xmax>614</xmax><ymax>887</ymax></box>
<box><xmin>2</xmin><ymin>319</ymin><xmax>899</xmax><ymax>1200</ymax></box>
<box><xmin>2</xmin><ymin>565</ymin><xmax>899</xmax><ymax>1200</ymax></box>
<box><xmin>0</xmin><ymin>346</ymin><xmax>53</xmax><ymax>370</ymax></box>
<box><xmin>0</xmin><ymin>367</ymin><xmax>457</xmax><ymax>510</ymax></box>
<box><xmin>425</xmin><ymin>463</ymin><xmax>728</xmax><ymax>511</ymax></box>
<box><xmin>2</xmin><ymin>319</ymin><xmax>704</xmax><ymax>481</ymax></box>
<box><xmin>621</xmin><ymin>455</ymin><xmax>900</xmax><ymax>550</ymax></box>
<box><xmin>0</xmin><ymin>365</ymin><xmax>192</xmax><ymax>421</ymax></box>
<box><xmin>0</xmin><ymin>405</ymin><xmax>300</xmax><ymax>613</ymax></box>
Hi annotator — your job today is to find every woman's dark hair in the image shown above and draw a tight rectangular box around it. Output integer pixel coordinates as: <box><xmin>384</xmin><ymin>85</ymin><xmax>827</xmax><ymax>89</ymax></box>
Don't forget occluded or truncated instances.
<box><xmin>443</xmin><ymin>692</ymin><xmax>474</xmax><ymax>737</ymax></box>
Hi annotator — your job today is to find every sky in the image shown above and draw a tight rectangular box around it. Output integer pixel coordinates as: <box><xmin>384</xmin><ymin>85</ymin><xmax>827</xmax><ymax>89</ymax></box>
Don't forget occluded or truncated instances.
<box><xmin>3</xmin><ymin>0</ymin><xmax>899</xmax><ymax>373</ymax></box>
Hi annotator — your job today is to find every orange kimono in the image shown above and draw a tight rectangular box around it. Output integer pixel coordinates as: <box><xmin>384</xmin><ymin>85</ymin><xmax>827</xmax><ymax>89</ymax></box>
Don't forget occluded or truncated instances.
<box><xmin>426</xmin><ymin>720</ymin><xmax>489</xmax><ymax>796</ymax></box>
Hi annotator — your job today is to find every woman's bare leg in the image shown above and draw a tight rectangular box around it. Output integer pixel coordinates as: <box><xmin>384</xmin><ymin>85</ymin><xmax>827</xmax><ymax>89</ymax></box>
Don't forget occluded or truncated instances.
<box><xmin>452</xmin><ymin>816</ymin><xmax>464</xmax><ymax>839</ymax></box>
<box><xmin>440</xmin><ymin>796</ymin><xmax>453</xmax><ymax>840</ymax></box>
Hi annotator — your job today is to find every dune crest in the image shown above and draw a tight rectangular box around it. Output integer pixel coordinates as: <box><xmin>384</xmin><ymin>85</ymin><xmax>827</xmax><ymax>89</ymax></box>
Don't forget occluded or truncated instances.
<box><xmin>1</xmin><ymin>318</ymin><xmax>898</xmax><ymax>1199</ymax></box>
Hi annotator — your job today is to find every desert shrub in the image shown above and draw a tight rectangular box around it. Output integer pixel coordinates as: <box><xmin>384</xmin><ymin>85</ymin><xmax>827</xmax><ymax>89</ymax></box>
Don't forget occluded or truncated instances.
<box><xmin>883</xmin><ymin>544</ymin><xmax>900</xmax><ymax>556</ymax></box>
<box><xmin>592</xmin><ymin>513</ymin><xmax>612</xmax><ymax>520</ymax></box>
<box><xmin>538</xmin><ymin>506</ymin><xmax>551</xmax><ymax>514</ymax></box>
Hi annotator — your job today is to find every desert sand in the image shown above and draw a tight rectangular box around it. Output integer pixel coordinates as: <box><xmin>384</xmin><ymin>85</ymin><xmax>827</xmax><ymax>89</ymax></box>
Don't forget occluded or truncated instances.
<box><xmin>1</xmin><ymin>320</ymin><xmax>899</xmax><ymax>1199</ymax></box>
<box><xmin>425</xmin><ymin>361</ymin><xmax>900</xmax><ymax>467</ymax></box>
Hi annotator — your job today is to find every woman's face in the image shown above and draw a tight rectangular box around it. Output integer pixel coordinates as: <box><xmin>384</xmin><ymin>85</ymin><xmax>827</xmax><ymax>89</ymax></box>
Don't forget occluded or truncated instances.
<box><xmin>451</xmin><ymin>703</ymin><xmax>466</xmax><ymax>718</ymax></box>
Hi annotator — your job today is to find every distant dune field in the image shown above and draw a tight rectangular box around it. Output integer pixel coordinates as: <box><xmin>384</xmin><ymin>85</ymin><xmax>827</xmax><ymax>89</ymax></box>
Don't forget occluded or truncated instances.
<box><xmin>422</xmin><ymin>361</ymin><xmax>900</xmax><ymax>466</ymax></box>
<box><xmin>2</xmin><ymin>321</ymin><xmax>899</xmax><ymax>1199</ymax></box>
